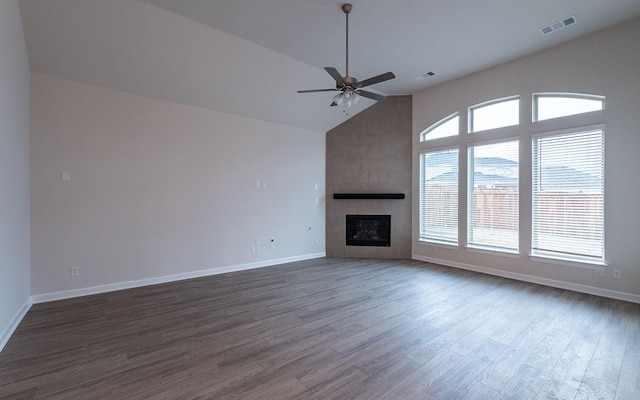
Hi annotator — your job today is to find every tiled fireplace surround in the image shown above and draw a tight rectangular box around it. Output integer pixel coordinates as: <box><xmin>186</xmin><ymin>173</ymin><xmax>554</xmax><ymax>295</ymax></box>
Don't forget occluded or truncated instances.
<box><xmin>326</xmin><ymin>96</ymin><xmax>412</xmax><ymax>258</ymax></box>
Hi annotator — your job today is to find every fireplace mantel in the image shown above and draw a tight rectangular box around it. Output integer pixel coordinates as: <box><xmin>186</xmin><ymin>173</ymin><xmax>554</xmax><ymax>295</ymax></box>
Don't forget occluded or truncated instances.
<box><xmin>333</xmin><ymin>193</ymin><xmax>405</xmax><ymax>200</ymax></box>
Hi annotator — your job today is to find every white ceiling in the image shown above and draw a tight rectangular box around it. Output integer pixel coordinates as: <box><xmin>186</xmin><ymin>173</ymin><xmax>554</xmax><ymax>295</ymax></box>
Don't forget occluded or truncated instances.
<box><xmin>19</xmin><ymin>0</ymin><xmax>640</xmax><ymax>132</ymax></box>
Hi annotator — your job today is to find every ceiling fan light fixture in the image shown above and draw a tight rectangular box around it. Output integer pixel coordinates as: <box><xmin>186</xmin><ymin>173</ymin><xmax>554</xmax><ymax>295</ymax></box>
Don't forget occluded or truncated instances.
<box><xmin>334</xmin><ymin>90</ymin><xmax>359</xmax><ymax>108</ymax></box>
<box><xmin>349</xmin><ymin>92</ymin><xmax>360</xmax><ymax>106</ymax></box>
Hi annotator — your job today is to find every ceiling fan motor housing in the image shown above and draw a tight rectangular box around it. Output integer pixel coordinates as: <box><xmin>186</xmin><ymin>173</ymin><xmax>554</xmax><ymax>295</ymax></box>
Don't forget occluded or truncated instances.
<box><xmin>342</xmin><ymin>76</ymin><xmax>358</xmax><ymax>88</ymax></box>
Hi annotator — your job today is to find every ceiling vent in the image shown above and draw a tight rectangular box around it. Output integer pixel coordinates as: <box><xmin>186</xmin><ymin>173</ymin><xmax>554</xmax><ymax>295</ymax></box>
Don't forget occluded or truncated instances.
<box><xmin>415</xmin><ymin>71</ymin><xmax>436</xmax><ymax>81</ymax></box>
<box><xmin>539</xmin><ymin>15</ymin><xmax>577</xmax><ymax>35</ymax></box>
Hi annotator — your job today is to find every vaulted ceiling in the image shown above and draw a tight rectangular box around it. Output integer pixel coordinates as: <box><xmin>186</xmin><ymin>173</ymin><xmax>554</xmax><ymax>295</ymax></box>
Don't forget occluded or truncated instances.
<box><xmin>19</xmin><ymin>0</ymin><xmax>640</xmax><ymax>132</ymax></box>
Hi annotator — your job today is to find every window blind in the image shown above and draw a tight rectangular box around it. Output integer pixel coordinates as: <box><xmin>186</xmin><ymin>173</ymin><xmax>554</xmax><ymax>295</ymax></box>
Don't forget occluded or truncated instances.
<box><xmin>419</xmin><ymin>149</ymin><xmax>459</xmax><ymax>244</ymax></box>
<box><xmin>532</xmin><ymin>128</ymin><xmax>604</xmax><ymax>262</ymax></box>
<box><xmin>468</xmin><ymin>140</ymin><xmax>519</xmax><ymax>252</ymax></box>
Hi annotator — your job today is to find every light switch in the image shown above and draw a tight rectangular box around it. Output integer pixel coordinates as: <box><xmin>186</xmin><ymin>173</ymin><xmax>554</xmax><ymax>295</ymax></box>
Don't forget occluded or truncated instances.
<box><xmin>61</xmin><ymin>172</ymin><xmax>71</xmax><ymax>182</ymax></box>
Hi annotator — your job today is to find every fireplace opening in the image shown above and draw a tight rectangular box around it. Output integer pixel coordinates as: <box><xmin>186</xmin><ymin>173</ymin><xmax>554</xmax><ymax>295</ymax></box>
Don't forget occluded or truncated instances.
<box><xmin>346</xmin><ymin>215</ymin><xmax>391</xmax><ymax>247</ymax></box>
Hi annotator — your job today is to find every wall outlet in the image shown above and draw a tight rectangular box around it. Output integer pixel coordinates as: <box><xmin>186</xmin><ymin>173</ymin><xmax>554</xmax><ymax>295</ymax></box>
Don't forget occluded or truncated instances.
<box><xmin>613</xmin><ymin>269</ymin><xmax>621</xmax><ymax>279</ymax></box>
<box><xmin>70</xmin><ymin>266</ymin><xmax>80</xmax><ymax>277</ymax></box>
<box><xmin>593</xmin><ymin>269</ymin><xmax>605</xmax><ymax>277</ymax></box>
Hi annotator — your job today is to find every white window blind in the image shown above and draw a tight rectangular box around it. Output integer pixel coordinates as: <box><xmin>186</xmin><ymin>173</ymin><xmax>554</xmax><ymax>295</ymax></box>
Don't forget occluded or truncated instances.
<box><xmin>468</xmin><ymin>140</ymin><xmax>519</xmax><ymax>252</ymax></box>
<box><xmin>532</xmin><ymin>128</ymin><xmax>604</xmax><ymax>263</ymax></box>
<box><xmin>419</xmin><ymin>148</ymin><xmax>459</xmax><ymax>244</ymax></box>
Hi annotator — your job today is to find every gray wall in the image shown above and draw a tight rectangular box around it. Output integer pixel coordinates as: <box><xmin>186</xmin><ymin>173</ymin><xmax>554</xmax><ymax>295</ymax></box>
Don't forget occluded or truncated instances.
<box><xmin>413</xmin><ymin>18</ymin><xmax>640</xmax><ymax>299</ymax></box>
<box><xmin>0</xmin><ymin>0</ymin><xmax>31</xmax><ymax>349</ymax></box>
<box><xmin>30</xmin><ymin>74</ymin><xmax>326</xmax><ymax>298</ymax></box>
<box><xmin>326</xmin><ymin>96</ymin><xmax>412</xmax><ymax>258</ymax></box>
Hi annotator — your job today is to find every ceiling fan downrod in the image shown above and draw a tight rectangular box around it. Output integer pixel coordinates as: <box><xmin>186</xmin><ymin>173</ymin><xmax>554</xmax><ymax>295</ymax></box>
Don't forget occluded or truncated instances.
<box><xmin>342</xmin><ymin>3</ymin><xmax>352</xmax><ymax>79</ymax></box>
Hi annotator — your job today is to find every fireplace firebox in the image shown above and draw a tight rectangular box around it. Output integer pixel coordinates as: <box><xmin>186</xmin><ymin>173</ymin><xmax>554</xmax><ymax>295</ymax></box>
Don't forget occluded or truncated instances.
<box><xmin>346</xmin><ymin>215</ymin><xmax>391</xmax><ymax>247</ymax></box>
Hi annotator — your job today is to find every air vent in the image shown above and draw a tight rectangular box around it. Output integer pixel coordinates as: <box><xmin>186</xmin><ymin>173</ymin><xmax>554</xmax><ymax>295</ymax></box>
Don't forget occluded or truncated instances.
<box><xmin>414</xmin><ymin>71</ymin><xmax>436</xmax><ymax>81</ymax></box>
<box><xmin>539</xmin><ymin>15</ymin><xmax>577</xmax><ymax>35</ymax></box>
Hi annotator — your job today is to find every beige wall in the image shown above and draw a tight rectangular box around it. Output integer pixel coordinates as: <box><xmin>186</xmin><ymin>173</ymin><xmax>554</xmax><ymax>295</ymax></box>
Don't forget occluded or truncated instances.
<box><xmin>0</xmin><ymin>0</ymin><xmax>31</xmax><ymax>349</ymax></box>
<box><xmin>30</xmin><ymin>74</ymin><xmax>325</xmax><ymax>297</ymax></box>
<box><xmin>412</xmin><ymin>18</ymin><xmax>640</xmax><ymax>299</ymax></box>
<box><xmin>326</xmin><ymin>96</ymin><xmax>412</xmax><ymax>258</ymax></box>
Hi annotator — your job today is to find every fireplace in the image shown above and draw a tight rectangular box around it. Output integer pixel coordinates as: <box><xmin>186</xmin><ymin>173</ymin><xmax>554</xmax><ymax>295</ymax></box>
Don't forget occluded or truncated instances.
<box><xmin>346</xmin><ymin>215</ymin><xmax>391</xmax><ymax>247</ymax></box>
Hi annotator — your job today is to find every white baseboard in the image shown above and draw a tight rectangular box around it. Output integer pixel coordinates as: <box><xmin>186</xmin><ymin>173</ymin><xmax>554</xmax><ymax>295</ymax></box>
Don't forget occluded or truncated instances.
<box><xmin>0</xmin><ymin>297</ymin><xmax>32</xmax><ymax>352</ymax></box>
<box><xmin>32</xmin><ymin>253</ymin><xmax>326</xmax><ymax>304</ymax></box>
<box><xmin>412</xmin><ymin>254</ymin><xmax>640</xmax><ymax>304</ymax></box>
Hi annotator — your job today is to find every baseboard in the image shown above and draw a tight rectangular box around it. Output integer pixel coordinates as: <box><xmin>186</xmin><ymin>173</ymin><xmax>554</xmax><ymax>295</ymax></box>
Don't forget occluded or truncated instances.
<box><xmin>32</xmin><ymin>253</ymin><xmax>326</xmax><ymax>304</ymax></box>
<box><xmin>0</xmin><ymin>297</ymin><xmax>32</xmax><ymax>352</ymax></box>
<box><xmin>412</xmin><ymin>254</ymin><xmax>640</xmax><ymax>304</ymax></box>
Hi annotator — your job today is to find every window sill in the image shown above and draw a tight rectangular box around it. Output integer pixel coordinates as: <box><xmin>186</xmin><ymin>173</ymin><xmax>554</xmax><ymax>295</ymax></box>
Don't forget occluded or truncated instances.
<box><xmin>529</xmin><ymin>254</ymin><xmax>607</xmax><ymax>270</ymax></box>
<box><xmin>417</xmin><ymin>239</ymin><xmax>459</xmax><ymax>249</ymax></box>
<box><xmin>467</xmin><ymin>246</ymin><xmax>520</xmax><ymax>258</ymax></box>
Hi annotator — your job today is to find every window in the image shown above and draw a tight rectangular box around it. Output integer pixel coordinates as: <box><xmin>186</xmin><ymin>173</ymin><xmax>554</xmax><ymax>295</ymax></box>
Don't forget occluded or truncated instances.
<box><xmin>532</xmin><ymin>127</ymin><xmax>604</xmax><ymax>263</ymax></box>
<box><xmin>417</xmin><ymin>91</ymin><xmax>606</xmax><ymax>265</ymax></box>
<box><xmin>468</xmin><ymin>140</ymin><xmax>519</xmax><ymax>252</ymax></box>
<box><xmin>421</xmin><ymin>112</ymin><xmax>459</xmax><ymax>141</ymax></box>
<box><xmin>534</xmin><ymin>93</ymin><xmax>604</xmax><ymax>122</ymax></box>
<box><xmin>469</xmin><ymin>97</ymin><xmax>519</xmax><ymax>133</ymax></box>
<box><xmin>419</xmin><ymin>148</ymin><xmax>459</xmax><ymax>244</ymax></box>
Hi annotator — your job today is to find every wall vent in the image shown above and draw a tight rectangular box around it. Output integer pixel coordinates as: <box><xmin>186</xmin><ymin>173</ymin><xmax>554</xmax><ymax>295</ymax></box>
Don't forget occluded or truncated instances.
<box><xmin>539</xmin><ymin>15</ymin><xmax>577</xmax><ymax>35</ymax></box>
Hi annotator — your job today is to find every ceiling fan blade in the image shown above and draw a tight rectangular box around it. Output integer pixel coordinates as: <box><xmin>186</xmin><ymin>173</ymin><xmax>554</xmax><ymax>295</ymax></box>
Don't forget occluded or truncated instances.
<box><xmin>357</xmin><ymin>90</ymin><xmax>387</xmax><ymax>102</ymax></box>
<box><xmin>325</xmin><ymin>67</ymin><xmax>346</xmax><ymax>87</ymax></box>
<box><xmin>356</xmin><ymin>72</ymin><xmax>396</xmax><ymax>88</ymax></box>
<box><xmin>297</xmin><ymin>88</ymin><xmax>338</xmax><ymax>93</ymax></box>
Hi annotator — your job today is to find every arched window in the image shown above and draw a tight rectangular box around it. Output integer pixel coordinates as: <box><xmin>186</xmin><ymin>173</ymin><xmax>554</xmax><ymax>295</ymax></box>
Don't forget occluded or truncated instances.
<box><xmin>469</xmin><ymin>96</ymin><xmax>519</xmax><ymax>133</ymax></box>
<box><xmin>533</xmin><ymin>93</ymin><xmax>604</xmax><ymax>122</ymax></box>
<box><xmin>420</xmin><ymin>112</ymin><xmax>459</xmax><ymax>141</ymax></box>
<box><xmin>418</xmin><ymin>91</ymin><xmax>606</xmax><ymax>265</ymax></box>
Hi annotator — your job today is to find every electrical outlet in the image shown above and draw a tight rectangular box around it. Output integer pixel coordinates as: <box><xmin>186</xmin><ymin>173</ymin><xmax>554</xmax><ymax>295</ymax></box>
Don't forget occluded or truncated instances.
<box><xmin>70</xmin><ymin>266</ymin><xmax>80</xmax><ymax>277</ymax></box>
<box><xmin>613</xmin><ymin>269</ymin><xmax>621</xmax><ymax>279</ymax></box>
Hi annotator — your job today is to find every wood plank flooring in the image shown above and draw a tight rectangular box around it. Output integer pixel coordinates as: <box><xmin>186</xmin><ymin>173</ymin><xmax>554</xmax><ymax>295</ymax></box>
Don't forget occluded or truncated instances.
<box><xmin>1</xmin><ymin>258</ymin><xmax>639</xmax><ymax>399</ymax></box>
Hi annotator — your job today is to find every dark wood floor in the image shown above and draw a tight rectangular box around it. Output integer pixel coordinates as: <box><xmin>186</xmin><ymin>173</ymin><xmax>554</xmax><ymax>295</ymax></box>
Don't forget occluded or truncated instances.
<box><xmin>1</xmin><ymin>258</ymin><xmax>639</xmax><ymax>399</ymax></box>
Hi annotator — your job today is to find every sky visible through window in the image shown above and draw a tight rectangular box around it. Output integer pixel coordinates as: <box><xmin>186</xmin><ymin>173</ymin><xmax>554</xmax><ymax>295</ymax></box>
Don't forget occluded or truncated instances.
<box><xmin>470</xmin><ymin>98</ymin><xmax>519</xmax><ymax>132</ymax></box>
<box><xmin>535</xmin><ymin>95</ymin><xmax>604</xmax><ymax>121</ymax></box>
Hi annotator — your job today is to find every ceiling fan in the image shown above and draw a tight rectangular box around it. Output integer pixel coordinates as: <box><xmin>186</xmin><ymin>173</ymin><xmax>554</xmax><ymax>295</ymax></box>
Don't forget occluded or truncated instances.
<box><xmin>297</xmin><ymin>3</ymin><xmax>395</xmax><ymax>108</ymax></box>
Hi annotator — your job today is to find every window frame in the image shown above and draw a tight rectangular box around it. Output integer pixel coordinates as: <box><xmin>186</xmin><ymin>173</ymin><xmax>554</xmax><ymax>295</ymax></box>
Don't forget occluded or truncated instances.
<box><xmin>468</xmin><ymin>95</ymin><xmax>520</xmax><ymax>133</ymax></box>
<box><xmin>420</xmin><ymin>112</ymin><xmax>459</xmax><ymax>142</ymax></box>
<box><xmin>533</xmin><ymin>92</ymin><xmax>605</xmax><ymax>122</ymax></box>
<box><xmin>467</xmin><ymin>138</ymin><xmax>520</xmax><ymax>254</ymax></box>
<box><xmin>416</xmin><ymin>91</ymin><xmax>606</xmax><ymax>269</ymax></box>
<box><xmin>530</xmin><ymin>124</ymin><xmax>605</xmax><ymax>266</ymax></box>
<box><xmin>418</xmin><ymin>146</ymin><xmax>460</xmax><ymax>246</ymax></box>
